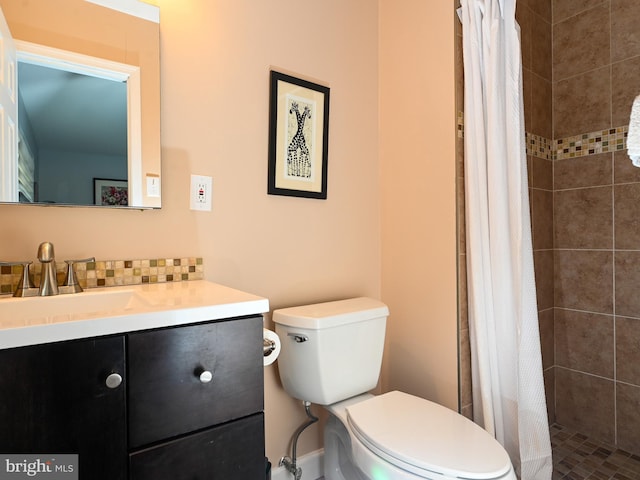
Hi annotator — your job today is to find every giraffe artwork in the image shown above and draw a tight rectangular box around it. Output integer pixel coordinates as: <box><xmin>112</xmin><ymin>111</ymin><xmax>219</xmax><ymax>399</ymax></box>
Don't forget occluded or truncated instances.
<box><xmin>286</xmin><ymin>100</ymin><xmax>313</xmax><ymax>179</ymax></box>
<box><xmin>268</xmin><ymin>71</ymin><xmax>329</xmax><ymax>199</ymax></box>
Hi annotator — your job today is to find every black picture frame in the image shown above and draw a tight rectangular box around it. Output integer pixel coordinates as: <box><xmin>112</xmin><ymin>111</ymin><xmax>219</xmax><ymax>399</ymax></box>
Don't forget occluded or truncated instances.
<box><xmin>268</xmin><ymin>71</ymin><xmax>330</xmax><ymax>199</ymax></box>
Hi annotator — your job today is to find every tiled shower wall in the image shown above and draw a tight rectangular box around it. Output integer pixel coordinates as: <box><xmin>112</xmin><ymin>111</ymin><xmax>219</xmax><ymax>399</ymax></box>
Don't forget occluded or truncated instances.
<box><xmin>523</xmin><ymin>0</ymin><xmax>640</xmax><ymax>455</ymax></box>
<box><xmin>549</xmin><ymin>0</ymin><xmax>640</xmax><ymax>455</ymax></box>
<box><xmin>457</xmin><ymin>0</ymin><xmax>640</xmax><ymax>454</ymax></box>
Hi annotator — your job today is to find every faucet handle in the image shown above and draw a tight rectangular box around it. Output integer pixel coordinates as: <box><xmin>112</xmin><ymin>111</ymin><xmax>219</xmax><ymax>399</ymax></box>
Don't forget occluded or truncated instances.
<box><xmin>64</xmin><ymin>257</ymin><xmax>95</xmax><ymax>266</ymax></box>
<box><xmin>0</xmin><ymin>261</ymin><xmax>37</xmax><ymax>297</ymax></box>
<box><xmin>0</xmin><ymin>261</ymin><xmax>28</xmax><ymax>268</ymax></box>
<box><xmin>62</xmin><ymin>257</ymin><xmax>95</xmax><ymax>293</ymax></box>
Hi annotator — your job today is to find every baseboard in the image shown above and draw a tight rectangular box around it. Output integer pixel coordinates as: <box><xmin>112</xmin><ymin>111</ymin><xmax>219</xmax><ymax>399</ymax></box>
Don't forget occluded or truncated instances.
<box><xmin>271</xmin><ymin>449</ymin><xmax>324</xmax><ymax>480</ymax></box>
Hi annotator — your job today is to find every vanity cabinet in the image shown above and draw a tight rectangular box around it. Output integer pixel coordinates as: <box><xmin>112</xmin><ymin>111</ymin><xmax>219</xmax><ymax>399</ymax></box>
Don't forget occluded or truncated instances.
<box><xmin>128</xmin><ymin>316</ymin><xmax>265</xmax><ymax>479</ymax></box>
<box><xmin>0</xmin><ymin>335</ymin><xmax>127</xmax><ymax>480</ymax></box>
<box><xmin>0</xmin><ymin>315</ymin><xmax>265</xmax><ymax>480</ymax></box>
<box><xmin>129</xmin><ymin>412</ymin><xmax>264</xmax><ymax>479</ymax></box>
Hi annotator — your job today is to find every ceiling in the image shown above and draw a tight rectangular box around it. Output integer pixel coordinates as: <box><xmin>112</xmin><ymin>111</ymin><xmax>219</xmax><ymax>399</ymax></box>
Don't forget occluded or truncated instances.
<box><xmin>18</xmin><ymin>61</ymin><xmax>128</xmax><ymax>157</ymax></box>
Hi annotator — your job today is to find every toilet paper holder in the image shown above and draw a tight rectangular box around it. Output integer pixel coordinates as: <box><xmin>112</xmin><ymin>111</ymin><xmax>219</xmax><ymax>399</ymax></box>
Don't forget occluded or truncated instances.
<box><xmin>263</xmin><ymin>337</ymin><xmax>277</xmax><ymax>357</ymax></box>
<box><xmin>262</xmin><ymin>328</ymin><xmax>281</xmax><ymax>366</ymax></box>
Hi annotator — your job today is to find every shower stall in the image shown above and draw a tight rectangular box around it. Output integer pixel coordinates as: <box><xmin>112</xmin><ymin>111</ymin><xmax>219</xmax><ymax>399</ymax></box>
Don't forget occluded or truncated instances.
<box><xmin>456</xmin><ymin>0</ymin><xmax>640</xmax><ymax>462</ymax></box>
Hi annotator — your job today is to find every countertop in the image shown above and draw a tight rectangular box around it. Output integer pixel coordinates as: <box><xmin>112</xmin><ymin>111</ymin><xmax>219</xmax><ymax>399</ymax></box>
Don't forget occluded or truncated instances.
<box><xmin>0</xmin><ymin>281</ymin><xmax>269</xmax><ymax>349</ymax></box>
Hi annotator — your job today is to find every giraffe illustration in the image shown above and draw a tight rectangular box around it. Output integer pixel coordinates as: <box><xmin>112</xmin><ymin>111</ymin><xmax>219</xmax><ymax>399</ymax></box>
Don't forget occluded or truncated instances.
<box><xmin>287</xmin><ymin>101</ymin><xmax>312</xmax><ymax>178</ymax></box>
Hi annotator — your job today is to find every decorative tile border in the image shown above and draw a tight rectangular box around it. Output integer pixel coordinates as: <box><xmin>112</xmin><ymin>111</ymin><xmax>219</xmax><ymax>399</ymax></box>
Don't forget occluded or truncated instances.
<box><xmin>0</xmin><ymin>257</ymin><xmax>204</xmax><ymax>296</ymax></box>
<box><xmin>527</xmin><ymin>132</ymin><xmax>554</xmax><ymax>160</ymax></box>
<box><xmin>554</xmin><ymin>126</ymin><xmax>627</xmax><ymax>161</ymax></box>
<box><xmin>458</xmin><ymin>113</ymin><xmax>629</xmax><ymax>162</ymax></box>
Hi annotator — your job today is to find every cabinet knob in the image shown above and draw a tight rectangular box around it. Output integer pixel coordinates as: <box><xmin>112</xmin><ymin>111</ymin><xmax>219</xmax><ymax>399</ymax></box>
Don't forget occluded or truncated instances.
<box><xmin>198</xmin><ymin>370</ymin><xmax>213</xmax><ymax>383</ymax></box>
<box><xmin>105</xmin><ymin>373</ymin><xmax>123</xmax><ymax>389</ymax></box>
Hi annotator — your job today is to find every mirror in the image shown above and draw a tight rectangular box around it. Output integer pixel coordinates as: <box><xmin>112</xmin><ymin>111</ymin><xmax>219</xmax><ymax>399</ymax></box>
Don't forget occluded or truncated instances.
<box><xmin>0</xmin><ymin>0</ymin><xmax>161</xmax><ymax>208</ymax></box>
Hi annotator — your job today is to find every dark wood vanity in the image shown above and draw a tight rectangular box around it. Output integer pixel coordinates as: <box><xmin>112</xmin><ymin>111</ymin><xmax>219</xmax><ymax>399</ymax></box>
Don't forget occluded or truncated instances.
<box><xmin>0</xmin><ymin>311</ymin><xmax>266</xmax><ymax>479</ymax></box>
<box><xmin>0</xmin><ymin>334</ymin><xmax>127</xmax><ymax>478</ymax></box>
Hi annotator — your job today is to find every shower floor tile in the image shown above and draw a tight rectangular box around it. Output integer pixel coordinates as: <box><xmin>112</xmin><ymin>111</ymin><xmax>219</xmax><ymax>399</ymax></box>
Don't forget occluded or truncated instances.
<box><xmin>551</xmin><ymin>424</ymin><xmax>640</xmax><ymax>479</ymax></box>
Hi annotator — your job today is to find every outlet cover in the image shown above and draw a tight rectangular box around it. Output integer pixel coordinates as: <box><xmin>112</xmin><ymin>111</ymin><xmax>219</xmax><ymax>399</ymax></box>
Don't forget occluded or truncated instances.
<box><xmin>190</xmin><ymin>174</ymin><xmax>212</xmax><ymax>211</ymax></box>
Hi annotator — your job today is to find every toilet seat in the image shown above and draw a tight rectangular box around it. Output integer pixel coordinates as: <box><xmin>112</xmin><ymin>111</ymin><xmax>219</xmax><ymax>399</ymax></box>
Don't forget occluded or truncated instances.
<box><xmin>345</xmin><ymin>391</ymin><xmax>513</xmax><ymax>480</ymax></box>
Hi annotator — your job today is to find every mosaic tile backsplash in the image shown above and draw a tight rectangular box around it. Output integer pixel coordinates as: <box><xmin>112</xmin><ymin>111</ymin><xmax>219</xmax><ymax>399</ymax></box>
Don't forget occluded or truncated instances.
<box><xmin>0</xmin><ymin>257</ymin><xmax>204</xmax><ymax>295</ymax></box>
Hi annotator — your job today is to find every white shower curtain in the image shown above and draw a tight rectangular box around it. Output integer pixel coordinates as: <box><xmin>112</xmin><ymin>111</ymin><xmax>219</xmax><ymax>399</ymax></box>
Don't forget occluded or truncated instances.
<box><xmin>458</xmin><ymin>1</ymin><xmax>552</xmax><ymax>479</ymax></box>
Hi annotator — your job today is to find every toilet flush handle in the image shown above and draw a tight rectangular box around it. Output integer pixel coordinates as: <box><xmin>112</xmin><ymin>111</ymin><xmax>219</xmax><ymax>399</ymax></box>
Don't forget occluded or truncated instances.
<box><xmin>287</xmin><ymin>333</ymin><xmax>309</xmax><ymax>343</ymax></box>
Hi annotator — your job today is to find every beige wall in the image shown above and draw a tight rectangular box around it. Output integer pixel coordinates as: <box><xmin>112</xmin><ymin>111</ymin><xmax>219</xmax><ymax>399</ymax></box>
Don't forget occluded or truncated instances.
<box><xmin>0</xmin><ymin>0</ymin><xmax>459</xmax><ymax>463</ymax></box>
<box><xmin>379</xmin><ymin>0</ymin><xmax>459</xmax><ymax>411</ymax></box>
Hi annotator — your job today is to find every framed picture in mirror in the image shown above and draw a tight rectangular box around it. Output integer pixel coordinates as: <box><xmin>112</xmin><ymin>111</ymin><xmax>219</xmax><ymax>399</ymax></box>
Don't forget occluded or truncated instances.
<box><xmin>94</xmin><ymin>178</ymin><xmax>128</xmax><ymax>206</ymax></box>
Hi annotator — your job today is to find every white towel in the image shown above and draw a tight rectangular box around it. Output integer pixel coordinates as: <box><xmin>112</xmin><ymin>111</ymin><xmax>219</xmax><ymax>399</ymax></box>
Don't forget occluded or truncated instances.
<box><xmin>627</xmin><ymin>95</ymin><xmax>640</xmax><ymax>167</ymax></box>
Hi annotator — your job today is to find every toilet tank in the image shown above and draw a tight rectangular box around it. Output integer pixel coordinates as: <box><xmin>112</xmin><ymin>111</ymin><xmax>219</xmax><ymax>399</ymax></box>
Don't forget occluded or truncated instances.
<box><xmin>273</xmin><ymin>297</ymin><xmax>389</xmax><ymax>405</ymax></box>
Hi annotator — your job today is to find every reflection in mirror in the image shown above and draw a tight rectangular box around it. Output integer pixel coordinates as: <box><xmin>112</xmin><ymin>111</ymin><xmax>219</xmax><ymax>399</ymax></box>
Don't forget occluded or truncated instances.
<box><xmin>0</xmin><ymin>0</ymin><xmax>161</xmax><ymax>209</ymax></box>
<box><xmin>18</xmin><ymin>54</ymin><xmax>128</xmax><ymax>205</ymax></box>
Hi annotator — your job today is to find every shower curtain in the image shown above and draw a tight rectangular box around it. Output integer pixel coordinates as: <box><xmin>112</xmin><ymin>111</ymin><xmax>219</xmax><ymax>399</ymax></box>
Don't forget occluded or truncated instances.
<box><xmin>458</xmin><ymin>1</ymin><xmax>553</xmax><ymax>479</ymax></box>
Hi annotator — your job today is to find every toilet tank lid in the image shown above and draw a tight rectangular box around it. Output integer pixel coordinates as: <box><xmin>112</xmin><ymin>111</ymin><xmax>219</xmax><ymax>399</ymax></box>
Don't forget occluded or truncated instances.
<box><xmin>272</xmin><ymin>297</ymin><xmax>389</xmax><ymax>330</ymax></box>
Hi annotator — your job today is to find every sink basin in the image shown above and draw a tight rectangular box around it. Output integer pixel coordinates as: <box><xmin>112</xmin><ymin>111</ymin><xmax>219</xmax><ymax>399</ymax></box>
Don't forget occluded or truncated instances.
<box><xmin>0</xmin><ymin>289</ymin><xmax>148</xmax><ymax>324</ymax></box>
<box><xmin>0</xmin><ymin>281</ymin><xmax>270</xmax><ymax>350</ymax></box>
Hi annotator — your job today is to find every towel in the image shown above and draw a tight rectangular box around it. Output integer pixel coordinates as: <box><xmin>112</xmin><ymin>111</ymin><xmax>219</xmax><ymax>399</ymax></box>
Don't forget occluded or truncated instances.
<box><xmin>627</xmin><ymin>95</ymin><xmax>640</xmax><ymax>167</ymax></box>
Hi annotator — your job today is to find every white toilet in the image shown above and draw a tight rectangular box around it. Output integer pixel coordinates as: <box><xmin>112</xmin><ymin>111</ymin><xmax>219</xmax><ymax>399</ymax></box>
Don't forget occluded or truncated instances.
<box><xmin>273</xmin><ymin>297</ymin><xmax>517</xmax><ymax>480</ymax></box>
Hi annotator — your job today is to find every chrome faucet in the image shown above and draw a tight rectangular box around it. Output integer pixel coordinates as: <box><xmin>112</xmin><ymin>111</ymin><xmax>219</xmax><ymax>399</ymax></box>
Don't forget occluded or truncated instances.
<box><xmin>37</xmin><ymin>241</ymin><xmax>59</xmax><ymax>296</ymax></box>
<box><xmin>1</xmin><ymin>242</ymin><xmax>94</xmax><ymax>297</ymax></box>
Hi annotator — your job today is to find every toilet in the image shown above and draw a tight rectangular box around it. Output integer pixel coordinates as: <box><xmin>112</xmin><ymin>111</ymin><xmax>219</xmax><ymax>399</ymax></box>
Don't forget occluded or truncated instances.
<box><xmin>273</xmin><ymin>297</ymin><xmax>517</xmax><ymax>480</ymax></box>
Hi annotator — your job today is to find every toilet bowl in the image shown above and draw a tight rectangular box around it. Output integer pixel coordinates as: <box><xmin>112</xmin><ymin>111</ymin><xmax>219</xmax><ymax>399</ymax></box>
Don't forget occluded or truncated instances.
<box><xmin>273</xmin><ymin>298</ymin><xmax>516</xmax><ymax>480</ymax></box>
<box><xmin>325</xmin><ymin>393</ymin><xmax>516</xmax><ymax>480</ymax></box>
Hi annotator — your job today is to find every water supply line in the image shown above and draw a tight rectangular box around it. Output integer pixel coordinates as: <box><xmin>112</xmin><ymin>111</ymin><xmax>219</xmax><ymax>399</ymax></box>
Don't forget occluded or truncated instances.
<box><xmin>279</xmin><ymin>401</ymin><xmax>318</xmax><ymax>480</ymax></box>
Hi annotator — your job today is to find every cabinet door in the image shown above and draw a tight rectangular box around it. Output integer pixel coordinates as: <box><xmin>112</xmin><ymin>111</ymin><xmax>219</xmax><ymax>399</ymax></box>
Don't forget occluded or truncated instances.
<box><xmin>128</xmin><ymin>316</ymin><xmax>263</xmax><ymax>448</ymax></box>
<box><xmin>0</xmin><ymin>335</ymin><xmax>127</xmax><ymax>480</ymax></box>
<box><xmin>130</xmin><ymin>412</ymin><xmax>264</xmax><ymax>480</ymax></box>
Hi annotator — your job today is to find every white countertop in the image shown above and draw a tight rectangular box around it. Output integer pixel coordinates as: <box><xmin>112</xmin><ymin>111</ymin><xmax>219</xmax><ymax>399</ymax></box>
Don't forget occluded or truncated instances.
<box><xmin>0</xmin><ymin>281</ymin><xmax>269</xmax><ymax>349</ymax></box>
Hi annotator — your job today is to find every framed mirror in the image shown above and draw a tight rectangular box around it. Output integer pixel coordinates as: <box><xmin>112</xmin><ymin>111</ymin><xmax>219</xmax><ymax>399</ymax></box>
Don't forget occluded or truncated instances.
<box><xmin>0</xmin><ymin>0</ymin><xmax>161</xmax><ymax>209</ymax></box>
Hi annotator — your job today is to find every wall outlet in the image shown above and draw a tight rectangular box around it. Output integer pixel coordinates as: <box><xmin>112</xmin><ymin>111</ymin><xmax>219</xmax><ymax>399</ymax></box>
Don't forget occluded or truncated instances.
<box><xmin>190</xmin><ymin>175</ymin><xmax>212</xmax><ymax>211</ymax></box>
